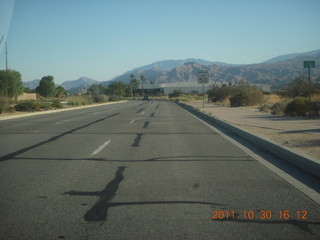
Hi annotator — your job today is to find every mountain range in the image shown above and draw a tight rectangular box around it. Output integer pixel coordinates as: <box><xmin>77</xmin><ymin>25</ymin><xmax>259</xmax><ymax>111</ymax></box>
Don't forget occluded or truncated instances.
<box><xmin>23</xmin><ymin>49</ymin><xmax>320</xmax><ymax>93</ymax></box>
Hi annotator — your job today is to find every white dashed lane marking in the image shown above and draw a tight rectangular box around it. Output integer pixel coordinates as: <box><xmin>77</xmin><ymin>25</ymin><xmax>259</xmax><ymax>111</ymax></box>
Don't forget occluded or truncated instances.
<box><xmin>90</xmin><ymin>140</ymin><xmax>111</xmax><ymax>156</ymax></box>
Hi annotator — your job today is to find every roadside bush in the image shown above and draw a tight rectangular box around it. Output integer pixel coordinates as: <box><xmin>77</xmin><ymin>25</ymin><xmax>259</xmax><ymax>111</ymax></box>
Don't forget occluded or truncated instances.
<box><xmin>14</xmin><ymin>101</ymin><xmax>39</xmax><ymax>112</ymax></box>
<box><xmin>208</xmin><ymin>82</ymin><xmax>264</xmax><ymax>107</ymax></box>
<box><xmin>173</xmin><ymin>96</ymin><xmax>191</xmax><ymax>102</ymax></box>
<box><xmin>38</xmin><ymin>102</ymin><xmax>52</xmax><ymax>110</ymax></box>
<box><xmin>169</xmin><ymin>90</ymin><xmax>183</xmax><ymax>98</ymax></box>
<box><xmin>51</xmin><ymin>99</ymin><xmax>63</xmax><ymax>109</ymax></box>
<box><xmin>310</xmin><ymin>101</ymin><xmax>320</xmax><ymax>116</ymax></box>
<box><xmin>281</xmin><ymin>76</ymin><xmax>320</xmax><ymax>98</ymax></box>
<box><xmin>271</xmin><ymin>102</ymin><xmax>287</xmax><ymax>115</ymax></box>
<box><xmin>67</xmin><ymin>95</ymin><xmax>93</xmax><ymax>106</ymax></box>
<box><xmin>170</xmin><ymin>93</ymin><xmax>205</xmax><ymax>103</ymax></box>
<box><xmin>230</xmin><ymin>87</ymin><xmax>264</xmax><ymax>107</ymax></box>
<box><xmin>0</xmin><ymin>99</ymin><xmax>15</xmax><ymax>113</ymax></box>
<box><xmin>285</xmin><ymin>97</ymin><xmax>308</xmax><ymax>116</ymax></box>
<box><xmin>208</xmin><ymin>84</ymin><xmax>236</xmax><ymax>103</ymax></box>
<box><xmin>259</xmin><ymin>104</ymin><xmax>271</xmax><ymax>113</ymax></box>
<box><xmin>108</xmin><ymin>95</ymin><xmax>120</xmax><ymax>102</ymax></box>
<box><xmin>285</xmin><ymin>97</ymin><xmax>320</xmax><ymax>116</ymax></box>
<box><xmin>93</xmin><ymin>95</ymin><xmax>108</xmax><ymax>103</ymax></box>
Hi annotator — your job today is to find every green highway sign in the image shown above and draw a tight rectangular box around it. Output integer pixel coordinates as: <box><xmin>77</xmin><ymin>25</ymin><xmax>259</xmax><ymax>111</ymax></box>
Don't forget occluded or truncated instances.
<box><xmin>304</xmin><ymin>61</ymin><xmax>315</xmax><ymax>68</ymax></box>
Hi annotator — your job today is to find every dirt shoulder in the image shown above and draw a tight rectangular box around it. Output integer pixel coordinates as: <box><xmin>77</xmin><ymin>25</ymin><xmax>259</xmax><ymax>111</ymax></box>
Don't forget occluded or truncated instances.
<box><xmin>185</xmin><ymin>101</ymin><xmax>320</xmax><ymax>160</ymax></box>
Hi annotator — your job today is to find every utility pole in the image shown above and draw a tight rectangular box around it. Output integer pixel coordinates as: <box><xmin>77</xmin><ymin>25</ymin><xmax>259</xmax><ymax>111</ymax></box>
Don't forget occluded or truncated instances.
<box><xmin>5</xmin><ymin>42</ymin><xmax>8</xmax><ymax>100</ymax></box>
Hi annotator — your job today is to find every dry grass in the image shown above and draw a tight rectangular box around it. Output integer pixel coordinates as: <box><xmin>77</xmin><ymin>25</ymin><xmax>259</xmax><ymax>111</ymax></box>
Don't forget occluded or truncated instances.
<box><xmin>264</xmin><ymin>94</ymin><xmax>282</xmax><ymax>105</ymax></box>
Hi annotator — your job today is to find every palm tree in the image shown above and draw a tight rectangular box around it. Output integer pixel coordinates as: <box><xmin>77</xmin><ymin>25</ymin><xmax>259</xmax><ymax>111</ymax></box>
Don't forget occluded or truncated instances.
<box><xmin>140</xmin><ymin>75</ymin><xmax>145</xmax><ymax>96</ymax></box>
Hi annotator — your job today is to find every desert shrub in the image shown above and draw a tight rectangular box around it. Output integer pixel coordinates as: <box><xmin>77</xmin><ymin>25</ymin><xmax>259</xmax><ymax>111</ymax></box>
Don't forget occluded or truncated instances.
<box><xmin>0</xmin><ymin>99</ymin><xmax>15</xmax><ymax>113</ymax></box>
<box><xmin>169</xmin><ymin>90</ymin><xmax>183</xmax><ymax>98</ymax></box>
<box><xmin>38</xmin><ymin>102</ymin><xmax>52</xmax><ymax>110</ymax></box>
<box><xmin>0</xmin><ymin>99</ymin><xmax>6</xmax><ymax>113</ymax></box>
<box><xmin>108</xmin><ymin>95</ymin><xmax>120</xmax><ymax>102</ymax></box>
<box><xmin>285</xmin><ymin>97</ymin><xmax>308</xmax><ymax>116</ymax></box>
<box><xmin>259</xmin><ymin>104</ymin><xmax>271</xmax><ymax>113</ymax></box>
<box><xmin>67</xmin><ymin>95</ymin><xmax>93</xmax><ymax>106</ymax></box>
<box><xmin>173</xmin><ymin>96</ymin><xmax>191</xmax><ymax>102</ymax></box>
<box><xmin>51</xmin><ymin>99</ymin><xmax>63</xmax><ymax>109</ymax></box>
<box><xmin>208</xmin><ymin>84</ymin><xmax>236</xmax><ymax>102</ymax></box>
<box><xmin>230</xmin><ymin>87</ymin><xmax>264</xmax><ymax>107</ymax></box>
<box><xmin>281</xmin><ymin>76</ymin><xmax>320</xmax><ymax>98</ymax></box>
<box><xmin>310</xmin><ymin>101</ymin><xmax>320</xmax><ymax>116</ymax></box>
<box><xmin>93</xmin><ymin>95</ymin><xmax>108</xmax><ymax>103</ymax></box>
<box><xmin>14</xmin><ymin>101</ymin><xmax>39</xmax><ymax>112</ymax></box>
<box><xmin>271</xmin><ymin>102</ymin><xmax>287</xmax><ymax>115</ymax></box>
<box><xmin>208</xmin><ymin>82</ymin><xmax>264</xmax><ymax>107</ymax></box>
<box><xmin>285</xmin><ymin>97</ymin><xmax>320</xmax><ymax>116</ymax></box>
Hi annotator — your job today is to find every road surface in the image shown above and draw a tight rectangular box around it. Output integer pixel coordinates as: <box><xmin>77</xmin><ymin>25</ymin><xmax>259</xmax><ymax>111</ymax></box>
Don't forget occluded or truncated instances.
<box><xmin>0</xmin><ymin>100</ymin><xmax>319</xmax><ymax>239</ymax></box>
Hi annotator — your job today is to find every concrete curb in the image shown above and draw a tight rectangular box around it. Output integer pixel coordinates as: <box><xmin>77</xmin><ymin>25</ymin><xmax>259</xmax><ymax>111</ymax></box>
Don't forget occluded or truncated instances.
<box><xmin>178</xmin><ymin>102</ymin><xmax>320</xmax><ymax>179</ymax></box>
<box><xmin>0</xmin><ymin>101</ymin><xmax>127</xmax><ymax>121</ymax></box>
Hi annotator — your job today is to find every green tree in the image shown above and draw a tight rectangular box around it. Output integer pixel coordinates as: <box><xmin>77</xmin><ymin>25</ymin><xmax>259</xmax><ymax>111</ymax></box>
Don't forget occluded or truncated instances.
<box><xmin>88</xmin><ymin>84</ymin><xmax>102</xmax><ymax>96</ymax></box>
<box><xmin>140</xmin><ymin>75</ymin><xmax>145</xmax><ymax>95</ymax></box>
<box><xmin>105</xmin><ymin>81</ymin><xmax>127</xmax><ymax>97</ymax></box>
<box><xmin>54</xmin><ymin>86</ymin><xmax>68</xmax><ymax>99</ymax></box>
<box><xmin>0</xmin><ymin>69</ymin><xmax>24</xmax><ymax>99</ymax></box>
<box><xmin>283</xmin><ymin>77</ymin><xmax>309</xmax><ymax>98</ymax></box>
<box><xmin>129</xmin><ymin>74</ymin><xmax>140</xmax><ymax>97</ymax></box>
<box><xmin>36</xmin><ymin>75</ymin><xmax>55</xmax><ymax>98</ymax></box>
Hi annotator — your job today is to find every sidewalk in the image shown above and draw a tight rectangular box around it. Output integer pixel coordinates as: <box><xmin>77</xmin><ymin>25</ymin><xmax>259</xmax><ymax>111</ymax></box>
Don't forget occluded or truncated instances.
<box><xmin>185</xmin><ymin>101</ymin><xmax>320</xmax><ymax>160</ymax></box>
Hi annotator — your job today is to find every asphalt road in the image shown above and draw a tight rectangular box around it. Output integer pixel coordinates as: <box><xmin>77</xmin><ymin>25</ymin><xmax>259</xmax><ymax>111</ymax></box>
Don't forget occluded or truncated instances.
<box><xmin>0</xmin><ymin>100</ymin><xmax>319</xmax><ymax>240</ymax></box>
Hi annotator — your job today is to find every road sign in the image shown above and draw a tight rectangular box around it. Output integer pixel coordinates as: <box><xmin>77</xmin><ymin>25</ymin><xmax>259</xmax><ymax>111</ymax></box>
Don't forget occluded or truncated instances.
<box><xmin>304</xmin><ymin>61</ymin><xmax>315</xmax><ymax>68</ymax></box>
<box><xmin>198</xmin><ymin>70</ymin><xmax>209</xmax><ymax>84</ymax></box>
<box><xmin>197</xmin><ymin>70</ymin><xmax>209</xmax><ymax>108</ymax></box>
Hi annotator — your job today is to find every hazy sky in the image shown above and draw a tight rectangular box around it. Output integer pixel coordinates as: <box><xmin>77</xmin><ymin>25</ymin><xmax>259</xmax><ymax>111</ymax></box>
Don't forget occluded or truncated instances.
<box><xmin>0</xmin><ymin>0</ymin><xmax>319</xmax><ymax>83</ymax></box>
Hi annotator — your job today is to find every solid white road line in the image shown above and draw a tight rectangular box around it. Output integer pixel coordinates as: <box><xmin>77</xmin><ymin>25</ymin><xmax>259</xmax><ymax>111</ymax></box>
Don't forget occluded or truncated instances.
<box><xmin>90</xmin><ymin>140</ymin><xmax>111</xmax><ymax>156</ymax></box>
<box><xmin>130</xmin><ymin>119</ymin><xmax>136</xmax><ymax>123</ymax></box>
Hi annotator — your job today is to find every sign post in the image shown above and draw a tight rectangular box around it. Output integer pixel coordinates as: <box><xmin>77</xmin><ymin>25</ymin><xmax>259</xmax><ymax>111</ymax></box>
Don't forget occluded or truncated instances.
<box><xmin>303</xmin><ymin>61</ymin><xmax>315</xmax><ymax>118</ymax></box>
<box><xmin>197</xmin><ymin>70</ymin><xmax>209</xmax><ymax>108</ymax></box>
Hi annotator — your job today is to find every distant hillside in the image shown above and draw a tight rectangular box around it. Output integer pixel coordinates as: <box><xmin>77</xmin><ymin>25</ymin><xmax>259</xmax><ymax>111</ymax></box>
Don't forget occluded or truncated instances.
<box><xmin>106</xmin><ymin>58</ymin><xmax>235</xmax><ymax>84</ymax></box>
<box><xmin>117</xmin><ymin>51</ymin><xmax>320</xmax><ymax>89</ymax></box>
<box><xmin>23</xmin><ymin>79</ymin><xmax>40</xmax><ymax>89</ymax></box>
<box><xmin>60</xmin><ymin>77</ymin><xmax>99</xmax><ymax>93</ymax></box>
<box><xmin>263</xmin><ymin>49</ymin><xmax>320</xmax><ymax>63</ymax></box>
<box><xmin>129</xmin><ymin>58</ymin><xmax>234</xmax><ymax>72</ymax></box>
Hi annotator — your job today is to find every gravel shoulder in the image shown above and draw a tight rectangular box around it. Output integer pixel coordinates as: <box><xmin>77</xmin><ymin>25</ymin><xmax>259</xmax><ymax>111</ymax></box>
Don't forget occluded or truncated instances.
<box><xmin>185</xmin><ymin>101</ymin><xmax>320</xmax><ymax>160</ymax></box>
